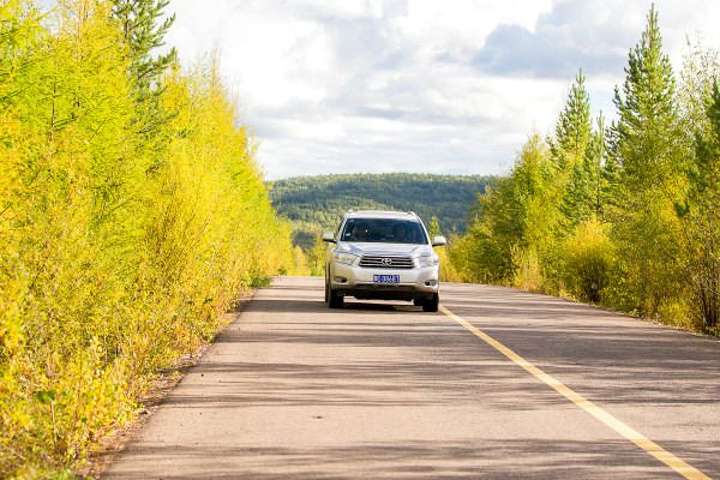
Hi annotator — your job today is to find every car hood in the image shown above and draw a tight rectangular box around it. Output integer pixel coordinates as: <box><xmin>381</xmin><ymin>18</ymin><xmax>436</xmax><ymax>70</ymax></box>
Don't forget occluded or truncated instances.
<box><xmin>338</xmin><ymin>242</ymin><xmax>434</xmax><ymax>258</ymax></box>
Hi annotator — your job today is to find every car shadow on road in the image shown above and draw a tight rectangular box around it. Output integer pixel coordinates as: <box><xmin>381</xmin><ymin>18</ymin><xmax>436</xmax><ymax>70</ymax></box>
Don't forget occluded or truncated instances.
<box><xmin>245</xmin><ymin>298</ymin><xmax>425</xmax><ymax>315</ymax></box>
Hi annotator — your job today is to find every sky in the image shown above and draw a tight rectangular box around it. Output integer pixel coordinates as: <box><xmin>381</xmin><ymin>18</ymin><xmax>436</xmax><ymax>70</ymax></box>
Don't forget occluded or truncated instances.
<box><xmin>165</xmin><ymin>0</ymin><xmax>720</xmax><ymax>180</ymax></box>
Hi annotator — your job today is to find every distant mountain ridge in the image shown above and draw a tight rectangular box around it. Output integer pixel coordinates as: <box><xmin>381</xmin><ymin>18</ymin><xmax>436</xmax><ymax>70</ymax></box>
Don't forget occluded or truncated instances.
<box><xmin>269</xmin><ymin>173</ymin><xmax>493</xmax><ymax>247</ymax></box>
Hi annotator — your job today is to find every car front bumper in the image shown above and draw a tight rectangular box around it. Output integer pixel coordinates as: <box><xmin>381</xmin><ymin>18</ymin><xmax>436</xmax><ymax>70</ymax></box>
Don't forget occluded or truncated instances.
<box><xmin>330</xmin><ymin>261</ymin><xmax>439</xmax><ymax>300</ymax></box>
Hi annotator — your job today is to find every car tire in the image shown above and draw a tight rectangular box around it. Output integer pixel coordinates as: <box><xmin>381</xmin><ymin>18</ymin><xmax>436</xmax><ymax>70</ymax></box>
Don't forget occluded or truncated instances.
<box><xmin>328</xmin><ymin>283</ymin><xmax>344</xmax><ymax>309</ymax></box>
<box><xmin>422</xmin><ymin>293</ymin><xmax>439</xmax><ymax>312</ymax></box>
<box><xmin>413</xmin><ymin>298</ymin><xmax>423</xmax><ymax>306</ymax></box>
<box><xmin>329</xmin><ymin>289</ymin><xmax>344</xmax><ymax>308</ymax></box>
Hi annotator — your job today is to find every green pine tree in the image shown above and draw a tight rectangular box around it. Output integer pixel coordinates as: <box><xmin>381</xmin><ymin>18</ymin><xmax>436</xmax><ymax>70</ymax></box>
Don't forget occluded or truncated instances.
<box><xmin>110</xmin><ymin>0</ymin><xmax>178</xmax><ymax>168</ymax></box>
<box><xmin>611</xmin><ymin>4</ymin><xmax>684</xmax><ymax>191</ymax></box>
<box><xmin>561</xmin><ymin>114</ymin><xmax>608</xmax><ymax>227</ymax></box>
<box><xmin>111</xmin><ymin>0</ymin><xmax>177</xmax><ymax>91</ymax></box>
<box><xmin>550</xmin><ymin>70</ymin><xmax>592</xmax><ymax>171</ymax></box>
<box><xmin>609</xmin><ymin>4</ymin><xmax>688</xmax><ymax>315</ymax></box>
<box><xmin>551</xmin><ymin>71</ymin><xmax>607</xmax><ymax>233</ymax></box>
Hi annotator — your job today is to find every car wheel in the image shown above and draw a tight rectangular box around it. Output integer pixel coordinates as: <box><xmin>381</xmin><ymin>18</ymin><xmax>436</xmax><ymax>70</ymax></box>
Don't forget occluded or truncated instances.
<box><xmin>413</xmin><ymin>298</ymin><xmax>423</xmax><ymax>306</ymax></box>
<box><xmin>324</xmin><ymin>276</ymin><xmax>330</xmax><ymax>303</ymax></box>
<box><xmin>328</xmin><ymin>286</ymin><xmax>344</xmax><ymax>309</ymax></box>
<box><xmin>422</xmin><ymin>293</ymin><xmax>439</xmax><ymax>312</ymax></box>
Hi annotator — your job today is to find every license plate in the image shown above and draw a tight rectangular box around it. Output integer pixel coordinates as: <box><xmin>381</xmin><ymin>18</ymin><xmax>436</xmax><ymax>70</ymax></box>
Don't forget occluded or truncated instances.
<box><xmin>373</xmin><ymin>274</ymin><xmax>400</xmax><ymax>283</ymax></box>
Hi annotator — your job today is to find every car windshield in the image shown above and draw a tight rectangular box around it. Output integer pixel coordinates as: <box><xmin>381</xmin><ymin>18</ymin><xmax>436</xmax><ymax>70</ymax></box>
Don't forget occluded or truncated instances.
<box><xmin>341</xmin><ymin>218</ymin><xmax>428</xmax><ymax>244</ymax></box>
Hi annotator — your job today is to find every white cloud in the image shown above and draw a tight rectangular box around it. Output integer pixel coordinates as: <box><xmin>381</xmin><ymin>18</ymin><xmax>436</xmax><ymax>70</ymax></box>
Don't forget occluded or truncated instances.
<box><xmin>166</xmin><ymin>0</ymin><xmax>720</xmax><ymax>179</ymax></box>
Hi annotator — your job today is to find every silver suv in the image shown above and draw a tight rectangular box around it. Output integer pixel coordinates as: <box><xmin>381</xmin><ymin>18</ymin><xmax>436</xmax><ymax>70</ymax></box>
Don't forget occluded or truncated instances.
<box><xmin>323</xmin><ymin>210</ymin><xmax>446</xmax><ymax>312</ymax></box>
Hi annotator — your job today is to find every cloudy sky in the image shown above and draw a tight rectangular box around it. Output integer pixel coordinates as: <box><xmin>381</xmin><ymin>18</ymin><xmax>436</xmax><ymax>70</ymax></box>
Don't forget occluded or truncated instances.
<box><xmin>165</xmin><ymin>0</ymin><xmax>720</xmax><ymax>179</ymax></box>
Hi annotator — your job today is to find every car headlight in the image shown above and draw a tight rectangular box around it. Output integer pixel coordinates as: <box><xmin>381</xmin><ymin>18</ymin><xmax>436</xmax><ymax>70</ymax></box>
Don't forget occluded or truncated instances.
<box><xmin>416</xmin><ymin>254</ymin><xmax>439</xmax><ymax>268</ymax></box>
<box><xmin>333</xmin><ymin>252</ymin><xmax>360</xmax><ymax>265</ymax></box>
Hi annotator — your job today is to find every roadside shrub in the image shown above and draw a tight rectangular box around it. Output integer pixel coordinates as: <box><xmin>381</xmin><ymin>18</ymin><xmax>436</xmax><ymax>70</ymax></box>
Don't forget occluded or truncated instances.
<box><xmin>511</xmin><ymin>246</ymin><xmax>543</xmax><ymax>292</ymax></box>
<box><xmin>656</xmin><ymin>298</ymin><xmax>699</xmax><ymax>331</ymax></box>
<box><xmin>437</xmin><ymin>244</ymin><xmax>465</xmax><ymax>282</ymax></box>
<box><xmin>562</xmin><ymin>218</ymin><xmax>615</xmax><ymax>302</ymax></box>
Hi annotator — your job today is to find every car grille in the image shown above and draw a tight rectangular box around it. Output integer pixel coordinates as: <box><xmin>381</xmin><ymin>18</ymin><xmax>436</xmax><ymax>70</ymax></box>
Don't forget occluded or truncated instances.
<box><xmin>359</xmin><ymin>255</ymin><xmax>415</xmax><ymax>269</ymax></box>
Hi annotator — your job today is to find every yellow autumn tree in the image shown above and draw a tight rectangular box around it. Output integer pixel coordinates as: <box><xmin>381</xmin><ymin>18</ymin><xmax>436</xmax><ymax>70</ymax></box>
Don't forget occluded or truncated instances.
<box><xmin>0</xmin><ymin>1</ymin><xmax>293</xmax><ymax>477</ymax></box>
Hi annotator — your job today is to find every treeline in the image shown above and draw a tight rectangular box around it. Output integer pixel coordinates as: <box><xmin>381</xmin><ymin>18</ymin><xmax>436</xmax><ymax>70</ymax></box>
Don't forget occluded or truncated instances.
<box><xmin>0</xmin><ymin>0</ymin><xmax>293</xmax><ymax>477</ymax></box>
<box><xmin>450</xmin><ymin>6</ymin><xmax>720</xmax><ymax>334</ymax></box>
<box><xmin>270</xmin><ymin>173</ymin><xmax>492</xmax><ymax>254</ymax></box>
<box><xmin>270</xmin><ymin>173</ymin><xmax>492</xmax><ymax>234</ymax></box>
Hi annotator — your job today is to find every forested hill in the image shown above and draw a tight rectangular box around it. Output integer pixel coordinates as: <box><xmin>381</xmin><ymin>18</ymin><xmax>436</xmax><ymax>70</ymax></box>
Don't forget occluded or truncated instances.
<box><xmin>269</xmin><ymin>173</ymin><xmax>493</xmax><ymax>238</ymax></box>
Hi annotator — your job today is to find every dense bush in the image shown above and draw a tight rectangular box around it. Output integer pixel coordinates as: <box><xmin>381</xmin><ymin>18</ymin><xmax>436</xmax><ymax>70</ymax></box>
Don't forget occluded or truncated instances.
<box><xmin>0</xmin><ymin>1</ymin><xmax>293</xmax><ymax>477</ymax></box>
<box><xmin>562</xmin><ymin>219</ymin><xmax>615</xmax><ymax>302</ymax></box>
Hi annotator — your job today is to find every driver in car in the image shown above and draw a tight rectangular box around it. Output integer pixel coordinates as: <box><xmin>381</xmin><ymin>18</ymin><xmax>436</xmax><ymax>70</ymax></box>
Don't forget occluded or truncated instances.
<box><xmin>352</xmin><ymin>223</ymin><xmax>371</xmax><ymax>242</ymax></box>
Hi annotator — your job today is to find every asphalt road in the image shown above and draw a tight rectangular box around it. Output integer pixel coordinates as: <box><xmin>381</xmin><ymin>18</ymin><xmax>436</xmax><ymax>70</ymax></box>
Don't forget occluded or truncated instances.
<box><xmin>105</xmin><ymin>276</ymin><xmax>720</xmax><ymax>479</ymax></box>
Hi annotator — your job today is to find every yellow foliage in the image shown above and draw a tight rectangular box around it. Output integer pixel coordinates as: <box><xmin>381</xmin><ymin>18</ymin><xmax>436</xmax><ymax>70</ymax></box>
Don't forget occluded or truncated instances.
<box><xmin>286</xmin><ymin>246</ymin><xmax>310</xmax><ymax>276</ymax></box>
<box><xmin>511</xmin><ymin>246</ymin><xmax>543</xmax><ymax>292</ymax></box>
<box><xmin>0</xmin><ymin>2</ymin><xmax>293</xmax><ymax>477</ymax></box>
<box><xmin>562</xmin><ymin>218</ymin><xmax>615</xmax><ymax>302</ymax></box>
<box><xmin>437</xmin><ymin>246</ymin><xmax>464</xmax><ymax>283</ymax></box>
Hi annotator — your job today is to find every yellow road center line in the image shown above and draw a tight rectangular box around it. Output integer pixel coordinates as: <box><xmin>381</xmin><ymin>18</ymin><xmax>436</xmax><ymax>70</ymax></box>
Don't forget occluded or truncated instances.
<box><xmin>439</xmin><ymin>305</ymin><xmax>712</xmax><ymax>480</ymax></box>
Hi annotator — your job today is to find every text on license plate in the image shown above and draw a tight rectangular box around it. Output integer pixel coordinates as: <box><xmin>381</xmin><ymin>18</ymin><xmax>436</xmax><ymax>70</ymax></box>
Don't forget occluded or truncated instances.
<box><xmin>373</xmin><ymin>274</ymin><xmax>400</xmax><ymax>283</ymax></box>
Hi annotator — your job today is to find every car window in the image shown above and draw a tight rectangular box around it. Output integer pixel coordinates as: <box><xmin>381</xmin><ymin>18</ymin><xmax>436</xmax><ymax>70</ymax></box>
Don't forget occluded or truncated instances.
<box><xmin>341</xmin><ymin>218</ymin><xmax>428</xmax><ymax>244</ymax></box>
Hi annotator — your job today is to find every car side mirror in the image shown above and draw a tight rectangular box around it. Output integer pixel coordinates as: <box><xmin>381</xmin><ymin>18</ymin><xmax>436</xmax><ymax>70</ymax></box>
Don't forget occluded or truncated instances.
<box><xmin>322</xmin><ymin>232</ymin><xmax>336</xmax><ymax>243</ymax></box>
<box><xmin>432</xmin><ymin>235</ymin><xmax>446</xmax><ymax>247</ymax></box>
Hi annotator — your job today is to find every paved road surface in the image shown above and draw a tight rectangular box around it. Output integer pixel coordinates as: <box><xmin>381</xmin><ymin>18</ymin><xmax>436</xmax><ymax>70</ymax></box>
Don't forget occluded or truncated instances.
<box><xmin>106</xmin><ymin>276</ymin><xmax>720</xmax><ymax>479</ymax></box>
